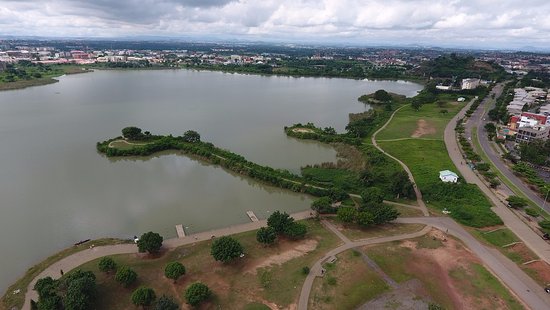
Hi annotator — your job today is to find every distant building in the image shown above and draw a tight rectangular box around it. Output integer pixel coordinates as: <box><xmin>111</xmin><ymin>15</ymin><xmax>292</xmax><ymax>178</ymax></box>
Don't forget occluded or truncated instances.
<box><xmin>461</xmin><ymin>78</ymin><xmax>480</xmax><ymax>90</ymax></box>
<box><xmin>439</xmin><ymin>170</ymin><xmax>459</xmax><ymax>183</ymax></box>
<box><xmin>436</xmin><ymin>85</ymin><xmax>452</xmax><ymax>91</ymax></box>
<box><xmin>457</xmin><ymin>97</ymin><xmax>466</xmax><ymax>102</ymax></box>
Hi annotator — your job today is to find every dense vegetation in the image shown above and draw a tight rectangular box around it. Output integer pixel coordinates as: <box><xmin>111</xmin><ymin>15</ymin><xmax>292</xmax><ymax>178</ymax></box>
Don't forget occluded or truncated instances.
<box><xmin>417</xmin><ymin>54</ymin><xmax>507</xmax><ymax>81</ymax></box>
<box><xmin>33</xmin><ymin>270</ymin><xmax>97</xmax><ymax>310</ymax></box>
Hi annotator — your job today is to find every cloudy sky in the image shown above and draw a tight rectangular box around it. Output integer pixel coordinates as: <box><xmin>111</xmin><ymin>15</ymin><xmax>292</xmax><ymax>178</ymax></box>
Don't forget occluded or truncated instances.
<box><xmin>1</xmin><ymin>0</ymin><xmax>549</xmax><ymax>48</ymax></box>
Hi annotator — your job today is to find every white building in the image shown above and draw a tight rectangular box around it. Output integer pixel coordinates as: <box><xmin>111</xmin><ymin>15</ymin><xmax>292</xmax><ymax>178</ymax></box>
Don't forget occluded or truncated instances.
<box><xmin>439</xmin><ymin>170</ymin><xmax>459</xmax><ymax>183</ymax></box>
<box><xmin>461</xmin><ymin>78</ymin><xmax>480</xmax><ymax>90</ymax></box>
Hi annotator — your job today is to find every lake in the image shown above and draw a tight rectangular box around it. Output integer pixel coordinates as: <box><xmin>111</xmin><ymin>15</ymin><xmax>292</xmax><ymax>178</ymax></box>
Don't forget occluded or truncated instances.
<box><xmin>0</xmin><ymin>69</ymin><xmax>422</xmax><ymax>292</ymax></box>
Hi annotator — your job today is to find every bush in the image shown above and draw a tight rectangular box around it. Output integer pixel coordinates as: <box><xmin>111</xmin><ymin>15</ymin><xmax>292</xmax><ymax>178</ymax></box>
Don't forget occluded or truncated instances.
<box><xmin>131</xmin><ymin>287</ymin><xmax>156</xmax><ymax>307</ymax></box>
<box><xmin>302</xmin><ymin>266</ymin><xmax>310</xmax><ymax>275</ymax></box>
<box><xmin>155</xmin><ymin>295</ymin><xmax>180</xmax><ymax>310</ymax></box>
<box><xmin>284</xmin><ymin>222</ymin><xmax>308</xmax><ymax>240</ymax></box>
<box><xmin>164</xmin><ymin>262</ymin><xmax>186</xmax><ymax>283</ymax></box>
<box><xmin>256</xmin><ymin>227</ymin><xmax>277</xmax><ymax>245</ymax></box>
<box><xmin>98</xmin><ymin>257</ymin><xmax>117</xmax><ymax>273</ymax></box>
<box><xmin>115</xmin><ymin>266</ymin><xmax>137</xmax><ymax>287</ymax></box>
<box><xmin>506</xmin><ymin>196</ymin><xmax>528</xmax><ymax>209</ymax></box>
<box><xmin>185</xmin><ymin>282</ymin><xmax>211</xmax><ymax>307</ymax></box>
<box><xmin>525</xmin><ymin>208</ymin><xmax>539</xmax><ymax>217</ymax></box>
<box><xmin>137</xmin><ymin>231</ymin><xmax>164</xmax><ymax>254</ymax></box>
<box><xmin>539</xmin><ymin>220</ymin><xmax>550</xmax><ymax>230</ymax></box>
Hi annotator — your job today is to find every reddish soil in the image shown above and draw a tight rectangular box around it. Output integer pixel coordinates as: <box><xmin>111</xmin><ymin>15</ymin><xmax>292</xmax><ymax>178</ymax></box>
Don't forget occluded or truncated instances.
<box><xmin>411</xmin><ymin>119</ymin><xmax>437</xmax><ymax>138</ymax></box>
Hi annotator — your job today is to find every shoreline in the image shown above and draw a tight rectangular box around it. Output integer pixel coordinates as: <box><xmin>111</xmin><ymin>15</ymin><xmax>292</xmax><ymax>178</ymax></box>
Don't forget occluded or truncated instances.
<box><xmin>3</xmin><ymin>210</ymin><xmax>315</xmax><ymax>310</ymax></box>
<box><xmin>0</xmin><ymin>68</ymin><xmax>91</xmax><ymax>92</ymax></box>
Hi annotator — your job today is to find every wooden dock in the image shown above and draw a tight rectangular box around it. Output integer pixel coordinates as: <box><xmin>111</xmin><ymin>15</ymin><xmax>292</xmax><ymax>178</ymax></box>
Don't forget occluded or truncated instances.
<box><xmin>246</xmin><ymin>211</ymin><xmax>259</xmax><ymax>222</ymax></box>
<box><xmin>175</xmin><ymin>224</ymin><xmax>186</xmax><ymax>238</ymax></box>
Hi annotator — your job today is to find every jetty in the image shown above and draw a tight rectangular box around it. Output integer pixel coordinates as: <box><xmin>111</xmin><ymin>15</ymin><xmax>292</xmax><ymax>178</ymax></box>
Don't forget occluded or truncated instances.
<box><xmin>175</xmin><ymin>224</ymin><xmax>186</xmax><ymax>238</ymax></box>
<box><xmin>246</xmin><ymin>211</ymin><xmax>259</xmax><ymax>222</ymax></box>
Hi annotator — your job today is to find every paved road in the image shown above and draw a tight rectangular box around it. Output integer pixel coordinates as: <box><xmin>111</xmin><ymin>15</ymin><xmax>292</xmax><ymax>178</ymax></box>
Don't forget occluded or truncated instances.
<box><xmin>370</xmin><ymin>105</ymin><xmax>429</xmax><ymax>217</ymax></box>
<box><xmin>445</xmin><ymin>94</ymin><xmax>550</xmax><ymax>264</ymax></box>
<box><xmin>23</xmin><ymin>210</ymin><xmax>315</xmax><ymax>310</ymax></box>
<box><xmin>473</xmin><ymin>84</ymin><xmax>549</xmax><ymax>212</ymax></box>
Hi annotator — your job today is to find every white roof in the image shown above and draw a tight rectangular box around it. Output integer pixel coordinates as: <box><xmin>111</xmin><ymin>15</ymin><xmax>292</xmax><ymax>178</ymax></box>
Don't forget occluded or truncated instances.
<box><xmin>439</xmin><ymin>170</ymin><xmax>458</xmax><ymax>178</ymax></box>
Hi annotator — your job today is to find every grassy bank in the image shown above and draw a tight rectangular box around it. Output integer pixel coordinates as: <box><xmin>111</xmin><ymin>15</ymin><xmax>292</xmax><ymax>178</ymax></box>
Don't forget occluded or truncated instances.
<box><xmin>0</xmin><ymin>65</ymin><xmax>90</xmax><ymax>91</ymax></box>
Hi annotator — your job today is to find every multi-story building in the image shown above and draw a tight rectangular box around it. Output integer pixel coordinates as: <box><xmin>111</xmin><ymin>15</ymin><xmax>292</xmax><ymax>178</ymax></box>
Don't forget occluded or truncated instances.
<box><xmin>461</xmin><ymin>78</ymin><xmax>480</xmax><ymax>90</ymax></box>
<box><xmin>516</xmin><ymin>125</ymin><xmax>550</xmax><ymax>143</ymax></box>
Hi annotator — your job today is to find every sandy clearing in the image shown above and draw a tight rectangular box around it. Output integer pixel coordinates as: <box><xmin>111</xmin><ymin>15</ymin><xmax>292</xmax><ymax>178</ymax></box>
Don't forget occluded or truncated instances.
<box><xmin>247</xmin><ymin>239</ymin><xmax>318</xmax><ymax>274</ymax></box>
<box><xmin>411</xmin><ymin>119</ymin><xmax>437</xmax><ymax>138</ymax></box>
<box><xmin>291</xmin><ymin>128</ymin><xmax>315</xmax><ymax>134</ymax></box>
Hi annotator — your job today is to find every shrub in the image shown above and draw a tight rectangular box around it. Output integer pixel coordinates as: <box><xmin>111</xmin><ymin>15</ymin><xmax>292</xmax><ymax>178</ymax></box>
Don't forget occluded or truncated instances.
<box><xmin>115</xmin><ymin>266</ymin><xmax>137</xmax><ymax>288</ymax></box>
<box><xmin>525</xmin><ymin>208</ymin><xmax>539</xmax><ymax>217</ymax></box>
<box><xmin>98</xmin><ymin>257</ymin><xmax>117</xmax><ymax>273</ymax></box>
<box><xmin>211</xmin><ymin>236</ymin><xmax>244</xmax><ymax>263</ymax></box>
<box><xmin>185</xmin><ymin>282</ymin><xmax>211</xmax><ymax>307</ymax></box>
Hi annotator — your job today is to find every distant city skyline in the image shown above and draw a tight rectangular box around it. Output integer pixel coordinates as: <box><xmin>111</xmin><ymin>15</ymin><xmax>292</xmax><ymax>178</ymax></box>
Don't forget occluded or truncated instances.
<box><xmin>1</xmin><ymin>0</ymin><xmax>550</xmax><ymax>50</ymax></box>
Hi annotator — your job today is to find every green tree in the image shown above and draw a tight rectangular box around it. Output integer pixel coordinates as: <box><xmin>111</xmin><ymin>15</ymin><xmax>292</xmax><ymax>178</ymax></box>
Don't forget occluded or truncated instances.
<box><xmin>131</xmin><ymin>286</ymin><xmax>156</xmax><ymax>308</ymax></box>
<box><xmin>337</xmin><ymin>206</ymin><xmax>357</xmax><ymax>223</ymax></box>
<box><xmin>182</xmin><ymin>130</ymin><xmax>201</xmax><ymax>143</ymax></box>
<box><xmin>98</xmin><ymin>256</ymin><xmax>117</xmax><ymax>274</ymax></box>
<box><xmin>211</xmin><ymin>236</ymin><xmax>244</xmax><ymax>263</ymax></box>
<box><xmin>115</xmin><ymin>266</ymin><xmax>137</xmax><ymax>287</ymax></box>
<box><xmin>267</xmin><ymin>211</ymin><xmax>294</xmax><ymax>234</ymax></box>
<box><xmin>256</xmin><ymin>227</ymin><xmax>277</xmax><ymax>245</ymax></box>
<box><xmin>311</xmin><ymin>196</ymin><xmax>333</xmax><ymax>214</ymax></box>
<box><xmin>122</xmin><ymin>126</ymin><xmax>143</xmax><ymax>140</ymax></box>
<box><xmin>411</xmin><ymin>99</ymin><xmax>422</xmax><ymax>111</ymax></box>
<box><xmin>34</xmin><ymin>277</ymin><xmax>58</xmax><ymax>300</ymax></box>
<box><xmin>371</xmin><ymin>204</ymin><xmax>400</xmax><ymax>225</ymax></box>
<box><xmin>390</xmin><ymin>171</ymin><xmax>414</xmax><ymax>199</ymax></box>
<box><xmin>506</xmin><ymin>195</ymin><xmax>528</xmax><ymax>209</ymax></box>
<box><xmin>164</xmin><ymin>262</ymin><xmax>186</xmax><ymax>283</ymax></box>
<box><xmin>64</xmin><ymin>276</ymin><xmax>97</xmax><ymax>310</ymax></box>
<box><xmin>185</xmin><ymin>282</ymin><xmax>211</xmax><ymax>307</ymax></box>
<box><xmin>284</xmin><ymin>222</ymin><xmax>308</xmax><ymax>240</ymax></box>
<box><xmin>373</xmin><ymin>89</ymin><xmax>392</xmax><ymax>102</ymax></box>
<box><xmin>155</xmin><ymin>295</ymin><xmax>180</xmax><ymax>310</ymax></box>
<box><xmin>137</xmin><ymin>231</ymin><xmax>163</xmax><ymax>254</ymax></box>
<box><xmin>356</xmin><ymin>211</ymin><xmax>375</xmax><ymax>226</ymax></box>
<box><xmin>361</xmin><ymin>187</ymin><xmax>384</xmax><ymax>208</ymax></box>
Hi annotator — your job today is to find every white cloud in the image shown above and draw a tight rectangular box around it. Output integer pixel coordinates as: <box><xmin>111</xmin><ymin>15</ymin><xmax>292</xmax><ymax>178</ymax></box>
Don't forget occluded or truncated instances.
<box><xmin>0</xmin><ymin>0</ymin><xmax>549</xmax><ymax>48</ymax></box>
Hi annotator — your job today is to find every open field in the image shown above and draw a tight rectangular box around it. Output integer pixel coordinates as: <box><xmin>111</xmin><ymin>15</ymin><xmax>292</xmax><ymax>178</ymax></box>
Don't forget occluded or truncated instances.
<box><xmin>73</xmin><ymin>220</ymin><xmax>340</xmax><ymax>309</ymax></box>
<box><xmin>376</xmin><ymin>102</ymin><xmax>465</xmax><ymax>141</ymax></box>
<box><xmin>365</xmin><ymin>230</ymin><xmax>524</xmax><ymax>310</ymax></box>
<box><xmin>309</xmin><ymin>250</ymin><xmax>389</xmax><ymax>310</ymax></box>
<box><xmin>324</xmin><ymin>218</ymin><xmax>426</xmax><ymax>241</ymax></box>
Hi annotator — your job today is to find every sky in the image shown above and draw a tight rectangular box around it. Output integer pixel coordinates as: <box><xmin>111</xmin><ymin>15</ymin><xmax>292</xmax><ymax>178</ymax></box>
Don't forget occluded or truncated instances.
<box><xmin>1</xmin><ymin>0</ymin><xmax>549</xmax><ymax>49</ymax></box>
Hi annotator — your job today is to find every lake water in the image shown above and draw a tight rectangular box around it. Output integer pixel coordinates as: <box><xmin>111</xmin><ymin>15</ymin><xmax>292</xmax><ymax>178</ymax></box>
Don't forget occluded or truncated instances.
<box><xmin>0</xmin><ymin>69</ymin><xmax>422</xmax><ymax>292</ymax></box>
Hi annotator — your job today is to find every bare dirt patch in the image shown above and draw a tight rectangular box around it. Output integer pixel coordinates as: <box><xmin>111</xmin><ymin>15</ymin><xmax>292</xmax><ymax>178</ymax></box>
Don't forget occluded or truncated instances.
<box><xmin>246</xmin><ymin>239</ymin><xmax>318</xmax><ymax>274</ymax></box>
<box><xmin>524</xmin><ymin>261</ymin><xmax>550</xmax><ymax>285</ymax></box>
<box><xmin>291</xmin><ymin>128</ymin><xmax>315</xmax><ymax>134</ymax></box>
<box><xmin>411</xmin><ymin>119</ymin><xmax>437</xmax><ymax>138</ymax></box>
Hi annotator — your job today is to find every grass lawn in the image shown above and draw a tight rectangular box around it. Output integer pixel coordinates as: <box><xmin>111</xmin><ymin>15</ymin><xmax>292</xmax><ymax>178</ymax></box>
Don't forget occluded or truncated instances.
<box><xmin>301</xmin><ymin>167</ymin><xmax>361</xmax><ymax>193</ymax></box>
<box><xmin>376</xmin><ymin>102</ymin><xmax>464</xmax><ymax>140</ymax></box>
<box><xmin>309</xmin><ymin>250</ymin><xmax>389</xmax><ymax>309</ymax></box>
<box><xmin>389</xmin><ymin>204</ymin><xmax>424</xmax><ymax>217</ymax></box>
<box><xmin>377</xmin><ymin>139</ymin><xmax>455</xmax><ymax>188</ymax></box>
<box><xmin>109</xmin><ymin>140</ymin><xmax>151</xmax><ymax>150</ymax></box>
<box><xmin>1</xmin><ymin>238</ymin><xmax>130</xmax><ymax>310</ymax></box>
<box><xmin>73</xmin><ymin>220</ymin><xmax>340</xmax><ymax>309</ymax></box>
<box><xmin>325</xmin><ymin>218</ymin><xmax>425</xmax><ymax>241</ymax></box>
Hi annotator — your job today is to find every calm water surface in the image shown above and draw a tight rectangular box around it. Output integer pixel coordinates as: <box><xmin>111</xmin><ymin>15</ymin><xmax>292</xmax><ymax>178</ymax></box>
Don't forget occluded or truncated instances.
<box><xmin>0</xmin><ymin>70</ymin><xmax>421</xmax><ymax>292</ymax></box>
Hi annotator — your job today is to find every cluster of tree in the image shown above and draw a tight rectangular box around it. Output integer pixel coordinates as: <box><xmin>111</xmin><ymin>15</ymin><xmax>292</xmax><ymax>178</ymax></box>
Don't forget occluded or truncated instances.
<box><xmin>336</xmin><ymin>187</ymin><xmax>399</xmax><ymax>226</ymax></box>
<box><xmin>256</xmin><ymin>211</ymin><xmax>308</xmax><ymax>243</ymax></box>
<box><xmin>488</xmin><ymin>80</ymin><xmax>516</xmax><ymax>123</ymax></box>
<box><xmin>95</xmin><ymin>60</ymin><xmax>154</xmax><ymax>69</ymax></box>
<box><xmin>0</xmin><ymin>61</ymin><xmax>61</xmax><ymax>83</ymax></box>
<box><xmin>518</xmin><ymin>71</ymin><xmax>550</xmax><ymax>88</ymax></box>
<box><xmin>518</xmin><ymin>139</ymin><xmax>550</xmax><ymax>166</ymax></box>
<box><xmin>416</xmin><ymin>54</ymin><xmax>507</xmax><ymax>81</ymax></box>
<box><xmin>33</xmin><ymin>270</ymin><xmax>97</xmax><ymax>310</ymax></box>
<box><xmin>284</xmin><ymin>123</ymin><xmax>361</xmax><ymax>145</ymax></box>
<box><xmin>506</xmin><ymin>195</ymin><xmax>529</xmax><ymax>209</ymax></box>
<box><xmin>211</xmin><ymin>236</ymin><xmax>244</xmax><ymax>263</ymax></box>
<box><xmin>98</xmin><ymin>128</ymin><xmax>335</xmax><ymax>198</ymax></box>
<box><xmin>512</xmin><ymin>162</ymin><xmax>550</xmax><ymax>199</ymax></box>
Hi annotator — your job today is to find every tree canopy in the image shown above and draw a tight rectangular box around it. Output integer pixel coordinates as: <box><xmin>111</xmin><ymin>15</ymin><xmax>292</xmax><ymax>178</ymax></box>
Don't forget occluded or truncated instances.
<box><xmin>98</xmin><ymin>256</ymin><xmax>117</xmax><ymax>273</ymax></box>
<box><xmin>115</xmin><ymin>266</ymin><xmax>137</xmax><ymax>287</ymax></box>
<box><xmin>154</xmin><ymin>295</ymin><xmax>180</xmax><ymax>310</ymax></box>
<box><xmin>211</xmin><ymin>236</ymin><xmax>244</xmax><ymax>263</ymax></box>
<box><xmin>164</xmin><ymin>262</ymin><xmax>186</xmax><ymax>283</ymax></box>
<box><xmin>137</xmin><ymin>231</ymin><xmax>164</xmax><ymax>254</ymax></box>
<box><xmin>131</xmin><ymin>287</ymin><xmax>156</xmax><ymax>307</ymax></box>
<box><xmin>182</xmin><ymin>130</ymin><xmax>201</xmax><ymax>143</ymax></box>
<box><xmin>256</xmin><ymin>227</ymin><xmax>277</xmax><ymax>245</ymax></box>
<box><xmin>122</xmin><ymin>126</ymin><xmax>143</xmax><ymax>140</ymax></box>
<box><xmin>267</xmin><ymin>211</ymin><xmax>294</xmax><ymax>234</ymax></box>
<box><xmin>185</xmin><ymin>282</ymin><xmax>211</xmax><ymax>307</ymax></box>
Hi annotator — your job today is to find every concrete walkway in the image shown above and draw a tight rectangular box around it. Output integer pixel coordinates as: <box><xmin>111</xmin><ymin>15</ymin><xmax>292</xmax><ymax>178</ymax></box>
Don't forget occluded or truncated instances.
<box><xmin>444</xmin><ymin>97</ymin><xmax>550</xmax><ymax>264</ymax></box>
<box><xmin>370</xmin><ymin>105</ymin><xmax>429</xmax><ymax>217</ymax></box>
<box><xmin>23</xmin><ymin>210</ymin><xmax>314</xmax><ymax>310</ymax></box>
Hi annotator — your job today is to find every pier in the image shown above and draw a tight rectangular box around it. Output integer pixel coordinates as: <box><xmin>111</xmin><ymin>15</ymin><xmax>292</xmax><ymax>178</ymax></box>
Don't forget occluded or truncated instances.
<box><xmin>175</xmin><ymin>224</ymin><xmax>186</xmax><ymax>238</ymax></box>
<box><xmin>246</xmin><ymin>211</ymin><xmax>259</xmax><ymax>222</ymax></box>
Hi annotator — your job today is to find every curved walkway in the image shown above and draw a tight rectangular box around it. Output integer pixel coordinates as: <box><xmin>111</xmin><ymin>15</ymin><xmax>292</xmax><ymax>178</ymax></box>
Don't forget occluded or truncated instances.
<box><xmin>370</xmin><ymin>105</ymin><xmax>429</xmax><ymax>216</ymax></box>
<box><xmin>23</xmin><ymin>211</ymin><xmax>315</xmax><ymax>310</ymax></box>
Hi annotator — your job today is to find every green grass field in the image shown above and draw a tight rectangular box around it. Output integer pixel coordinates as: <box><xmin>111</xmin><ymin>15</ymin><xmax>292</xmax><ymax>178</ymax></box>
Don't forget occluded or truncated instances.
<box><xmin>377</xmin><ymin>139</ymin><xmax>455</xmax><ymax>188</ymax></box>
<box><xmin>376</xmin><ymin>102</ymin><xmax>464</xmax><ymax>140</ymax></box>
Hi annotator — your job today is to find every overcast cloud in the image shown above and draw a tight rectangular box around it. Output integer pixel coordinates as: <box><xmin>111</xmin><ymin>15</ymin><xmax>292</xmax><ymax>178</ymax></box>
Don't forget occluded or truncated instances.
<box><xmin>0</xmin><ymin>0</ymin><xmax>549</xmax><ymax>48</ymax></box>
